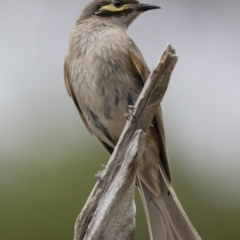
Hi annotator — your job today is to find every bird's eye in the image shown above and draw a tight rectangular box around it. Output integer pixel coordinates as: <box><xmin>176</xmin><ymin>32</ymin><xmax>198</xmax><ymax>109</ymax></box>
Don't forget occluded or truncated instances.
<box><xmin>113</xmin><ymin>0</ymin><xmax>123</xmax><ymax>8</ymax></box>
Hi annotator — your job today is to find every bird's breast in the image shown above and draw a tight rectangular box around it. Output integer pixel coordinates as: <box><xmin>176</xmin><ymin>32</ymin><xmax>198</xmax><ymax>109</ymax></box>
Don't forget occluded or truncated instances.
<box><xmin>69</xmin><ymin>24</ymin><xmax>143</xmax><ymax>146</ymax></box>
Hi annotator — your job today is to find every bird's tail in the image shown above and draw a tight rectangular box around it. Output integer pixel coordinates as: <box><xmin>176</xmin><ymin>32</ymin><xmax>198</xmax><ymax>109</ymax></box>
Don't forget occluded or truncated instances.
<box><xmin>136</xmin><ymin>165</ymin><xmax>201</xmax><ymax>240</ymax></box>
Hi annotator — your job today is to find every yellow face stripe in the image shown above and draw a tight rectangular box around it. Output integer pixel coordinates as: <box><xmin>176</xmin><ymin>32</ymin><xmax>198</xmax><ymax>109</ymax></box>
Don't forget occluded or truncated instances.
<box><xmin>100</xmin><ymin>4</ymin><xmax>130</xmax><ymax>12</ymax></box>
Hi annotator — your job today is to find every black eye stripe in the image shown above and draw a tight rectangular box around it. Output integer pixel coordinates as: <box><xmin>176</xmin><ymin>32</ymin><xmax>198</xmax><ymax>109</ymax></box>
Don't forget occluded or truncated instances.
<box><xmin>113</xmin><ymin>0</ymin><xmax>123</xmax><ymax>8</ymax></box>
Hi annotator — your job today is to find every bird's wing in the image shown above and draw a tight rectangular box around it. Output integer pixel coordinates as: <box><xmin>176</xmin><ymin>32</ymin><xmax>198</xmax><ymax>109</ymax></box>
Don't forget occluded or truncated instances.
<box><xmin>64</xmin><ymin>62</ymin><xmax>93</xmax><ymax>134</ymax></box>
<box><xmin>64</xmin><ymin>62</ymin><xmax>114</xmax><ymax>154</ymax></box>
<box><xmin>128</xmin><ymin>41</ymin><xmax>201</xmax><ymax>240</ymax></box>
<box><xmin>128</xmin><ymin>40</ymin><xmax>172</xmax><ymax>182</ymax></box>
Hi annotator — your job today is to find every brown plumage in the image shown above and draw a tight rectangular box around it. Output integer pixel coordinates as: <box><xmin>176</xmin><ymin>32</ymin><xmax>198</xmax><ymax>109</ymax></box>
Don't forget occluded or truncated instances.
<box><xmin>64</xmin><ymin>0</ymin><xmax>201</xmax><ymax>239</ymax></box>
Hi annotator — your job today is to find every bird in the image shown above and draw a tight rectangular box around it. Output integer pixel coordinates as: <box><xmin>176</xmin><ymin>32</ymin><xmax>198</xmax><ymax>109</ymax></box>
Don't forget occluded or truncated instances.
<box><xmin>64</xmin><ymin>0</ymin><xmax>201</xmax><ymax>239</ymax></box>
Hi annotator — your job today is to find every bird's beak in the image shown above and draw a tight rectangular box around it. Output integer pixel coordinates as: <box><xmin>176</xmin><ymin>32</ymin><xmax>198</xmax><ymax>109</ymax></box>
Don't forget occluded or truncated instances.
<box><xmin>135</xmin><ymin>3</ymin><xmax>160</xmax><ymax>12</ymax></box>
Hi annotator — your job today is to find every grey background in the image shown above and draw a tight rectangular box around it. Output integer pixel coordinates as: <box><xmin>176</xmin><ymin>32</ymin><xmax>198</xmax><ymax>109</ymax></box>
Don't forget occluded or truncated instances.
<box><xmin>1</xmin><ymin>0</ymin><xmax>240</xmax><ymax>239</ymax></box>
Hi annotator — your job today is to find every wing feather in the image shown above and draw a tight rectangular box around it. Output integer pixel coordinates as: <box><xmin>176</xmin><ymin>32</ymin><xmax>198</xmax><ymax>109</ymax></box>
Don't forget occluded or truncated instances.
<box><xmin>64</xmin><ymin>62</ymin><xmax>93</xmax><ymax>134</ymax></box>
<box><xmin>64</xmin><ymin>61</ymin><xmax>114</xmax><ymax>154</ymax></box>
<box><xmin>128</xmin><ymin>41</ymin><xmax>172</xmax><ymax>182</ymax></box>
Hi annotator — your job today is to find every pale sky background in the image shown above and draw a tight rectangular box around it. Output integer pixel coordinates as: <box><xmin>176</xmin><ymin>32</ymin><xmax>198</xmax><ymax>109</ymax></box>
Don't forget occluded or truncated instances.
<box><xmin>1</xmin><ymin>0</ymin><xmax>240</xmax><ymax>235</ymax></box>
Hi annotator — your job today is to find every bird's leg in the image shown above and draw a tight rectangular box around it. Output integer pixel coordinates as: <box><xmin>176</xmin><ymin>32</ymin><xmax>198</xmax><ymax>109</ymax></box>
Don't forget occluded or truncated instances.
<box><xmin>95</xmin><ymin>165</ymin><xmax>106</xmax><ymax>181</ymax></box>
<box><xmin>124</xmin><ymin>105</ymin><xmax>136</xmax><ymax>122</ymax></box>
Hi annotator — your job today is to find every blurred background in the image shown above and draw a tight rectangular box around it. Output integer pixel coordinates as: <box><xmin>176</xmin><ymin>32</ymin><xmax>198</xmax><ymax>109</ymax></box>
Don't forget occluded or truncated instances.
<box><xmin>1</xmin><ymin>0</ymin><xmax>240</xmax><ymax>239</ymax></box>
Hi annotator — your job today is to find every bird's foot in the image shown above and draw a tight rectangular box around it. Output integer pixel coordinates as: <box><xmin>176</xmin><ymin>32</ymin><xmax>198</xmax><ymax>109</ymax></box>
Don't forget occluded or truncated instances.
<box><xmin>124</xmin><ymin>105</ymin><xmax>136</xmax><ymax>122</ymax></box>
<box><xmin>95</xmin><ymin>164</ymin><xmax>107</xmax><ymax>181</ymax></box>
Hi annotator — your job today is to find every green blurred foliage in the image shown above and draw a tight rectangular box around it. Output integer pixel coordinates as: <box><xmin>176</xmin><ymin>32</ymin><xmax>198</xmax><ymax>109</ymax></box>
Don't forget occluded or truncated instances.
<box><xmin>1</xmin><ymin>138</ymin><xmax>239</xmax><ymax>240</ymax></box>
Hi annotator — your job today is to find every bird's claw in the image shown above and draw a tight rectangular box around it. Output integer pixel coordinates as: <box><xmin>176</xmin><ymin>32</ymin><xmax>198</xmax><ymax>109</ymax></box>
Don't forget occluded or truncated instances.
<box><xmin>95</xmin><ymin>165</ymin><xmax>106</xmax><ymax>180</ymax></box>
<box><xmin>124</xmin><ymin>105</ymin><xmax>136</xmax><ymax>121</ymax></box>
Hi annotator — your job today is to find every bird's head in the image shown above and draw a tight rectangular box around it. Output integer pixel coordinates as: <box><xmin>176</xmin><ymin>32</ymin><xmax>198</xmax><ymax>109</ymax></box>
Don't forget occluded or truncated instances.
<box><xmin>78</xmin><ymin>0</ymin><xmax>160</xmax><ymax>29</ymax></box>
